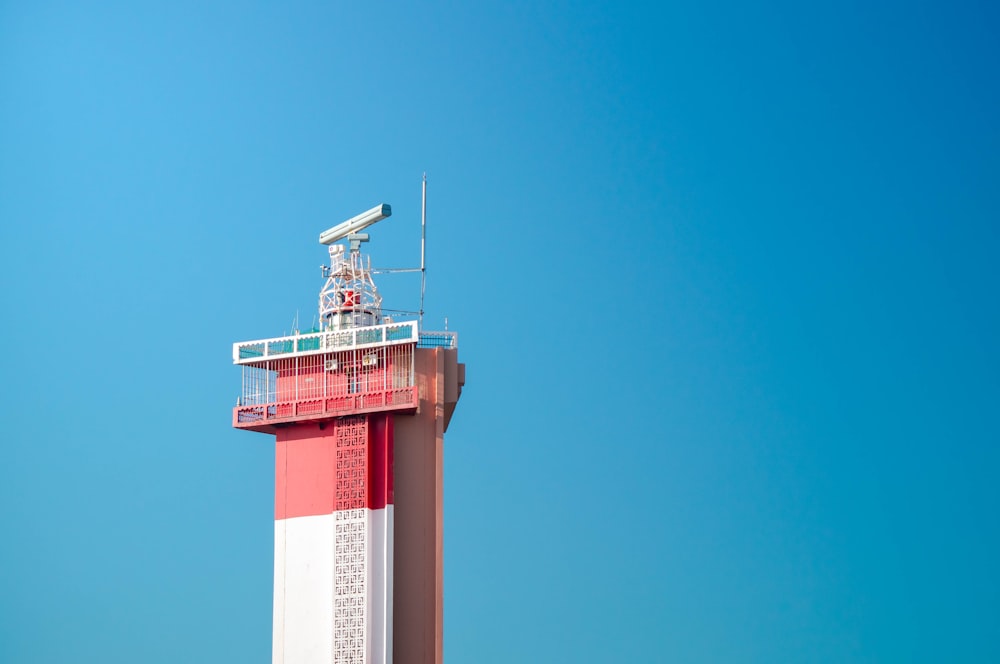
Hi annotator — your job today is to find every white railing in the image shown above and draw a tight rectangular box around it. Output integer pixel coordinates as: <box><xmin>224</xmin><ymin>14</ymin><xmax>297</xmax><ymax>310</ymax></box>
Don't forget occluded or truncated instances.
<box><xmin>233</xmin><ymin>320</ymin><xmax>418</xmax><ymax>364</ymax></box>
<box><xmin>418</xmin><ymin>330</ymin><xmax>458</xmax><ymax>349</ymax></box>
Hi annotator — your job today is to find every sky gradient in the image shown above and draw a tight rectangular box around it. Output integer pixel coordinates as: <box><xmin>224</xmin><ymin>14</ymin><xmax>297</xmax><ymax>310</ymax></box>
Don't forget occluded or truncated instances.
<box><xmin>1</xmin><ymin>2</ymin><xmax>998</xmax><ymax>662</ymax></box>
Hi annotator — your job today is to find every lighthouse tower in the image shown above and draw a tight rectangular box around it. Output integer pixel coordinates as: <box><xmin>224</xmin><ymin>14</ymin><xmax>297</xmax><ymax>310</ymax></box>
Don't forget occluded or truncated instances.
<box><xmin>232</xmin><ymin>201</ymin><xmax>464</xmax><ymax>664</ymax></box>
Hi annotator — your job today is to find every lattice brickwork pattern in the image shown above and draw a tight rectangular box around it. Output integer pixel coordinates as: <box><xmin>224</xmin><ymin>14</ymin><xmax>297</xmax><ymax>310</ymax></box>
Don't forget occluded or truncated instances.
<box><xmin>334</xmin><ymin>508</ymin><xmax>367</xmax><ymax>663</ymax></box>
<box><xmin>334</xmin><ymin>416</ymin><xmax>368</xmax><ymax>663</ymax></box>
<box><xmin>335</xmin><ymin>417</ymin><xmax>368</xmax><ymax>511</ymax></box>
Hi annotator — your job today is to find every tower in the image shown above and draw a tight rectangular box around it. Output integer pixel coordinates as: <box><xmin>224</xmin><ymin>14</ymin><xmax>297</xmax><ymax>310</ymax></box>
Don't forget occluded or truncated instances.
<box><xmin>232</xmin><ymin>199</ymin><xmax>465</xmax><ymax>664</ymax></box>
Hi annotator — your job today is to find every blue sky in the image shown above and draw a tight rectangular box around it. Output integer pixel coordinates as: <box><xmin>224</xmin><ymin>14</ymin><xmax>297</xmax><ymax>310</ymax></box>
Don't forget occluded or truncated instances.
<box><xmin>1</xmin><ymin>1</ymin><xmax>998</xmax><ymax>661</ymax></box>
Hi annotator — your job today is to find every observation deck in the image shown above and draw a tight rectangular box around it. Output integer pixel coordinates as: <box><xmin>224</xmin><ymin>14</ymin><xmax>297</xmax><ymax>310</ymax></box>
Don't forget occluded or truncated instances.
<box><xmin>233</xmin><ymin>320</ymin><xmax>457</xmax><ymax>433</ymax></box>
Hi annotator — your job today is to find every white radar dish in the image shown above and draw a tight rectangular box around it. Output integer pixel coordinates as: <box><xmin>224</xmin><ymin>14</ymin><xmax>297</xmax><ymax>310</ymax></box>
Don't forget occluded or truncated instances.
<box><xmin>318</xmin><ymin>203</ymin><xmax>392</xmax><ymax>245</ymax></box>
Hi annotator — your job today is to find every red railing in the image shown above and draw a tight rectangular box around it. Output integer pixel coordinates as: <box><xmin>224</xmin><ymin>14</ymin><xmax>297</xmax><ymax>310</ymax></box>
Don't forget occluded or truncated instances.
<box><xmin>233</xmin><ymin>386</ymin><xmax>418</xmax><ymax>430</ymax></box>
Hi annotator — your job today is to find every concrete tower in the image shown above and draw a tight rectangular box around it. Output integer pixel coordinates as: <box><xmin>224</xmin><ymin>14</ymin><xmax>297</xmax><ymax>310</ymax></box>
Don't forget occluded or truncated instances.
<box><xmin>232</xmin><ymin>201</ymin><xmax>464</xmax><ymax>664</ymax></box>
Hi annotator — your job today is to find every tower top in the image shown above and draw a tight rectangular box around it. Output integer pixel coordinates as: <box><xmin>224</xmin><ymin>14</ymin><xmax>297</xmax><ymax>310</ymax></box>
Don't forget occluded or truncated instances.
<box><xmin>317</xmin><ymin>204</ymin><xmax>393</xmax><ymax>332</ymax></box>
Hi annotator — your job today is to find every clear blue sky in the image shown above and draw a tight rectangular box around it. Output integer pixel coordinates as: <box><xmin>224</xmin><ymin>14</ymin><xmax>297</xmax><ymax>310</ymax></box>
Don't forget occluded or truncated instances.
<box><xmin>1</xmin><ymin>2</ymin><xmax>998</xmax><ymax>662</ymax></box>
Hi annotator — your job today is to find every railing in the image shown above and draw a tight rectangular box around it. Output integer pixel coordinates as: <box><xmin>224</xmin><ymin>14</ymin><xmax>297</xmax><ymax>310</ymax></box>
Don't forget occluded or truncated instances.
<box><xmin>418</xmin><ymin>331</ymin><xmax>458</xmax><ymax>349</ymax></box>
<box><xmin>233</xmin><ymin>386</ymin><xmax>418</xmax><ymax>428</ymax></box>
<box><xmin>234</xmin><ymin>320</ymin><xmax>419</xmax><ymax>364</ymax></box>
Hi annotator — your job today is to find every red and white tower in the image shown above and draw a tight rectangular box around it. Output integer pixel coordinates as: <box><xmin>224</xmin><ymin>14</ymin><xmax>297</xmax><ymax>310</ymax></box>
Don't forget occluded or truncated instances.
<box><xmin>232</xmin><ymin>199</ymin><xmax>464</xmax><ymax>664</ymax></box>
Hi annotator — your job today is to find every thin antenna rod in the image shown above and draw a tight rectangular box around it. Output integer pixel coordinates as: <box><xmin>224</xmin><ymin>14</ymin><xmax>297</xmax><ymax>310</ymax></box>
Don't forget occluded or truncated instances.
<box><xmin>420</xmin><ymin>173</ymin><xmax>427</xmax><ymax>328</ymax></box>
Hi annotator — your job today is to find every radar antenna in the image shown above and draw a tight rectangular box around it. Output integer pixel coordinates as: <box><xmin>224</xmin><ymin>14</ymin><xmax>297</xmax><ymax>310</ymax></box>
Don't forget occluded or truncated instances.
<box><xmin>317</xmin><ymin>179</ymin><xmax>430</xmax><ymax>332</ymax></box>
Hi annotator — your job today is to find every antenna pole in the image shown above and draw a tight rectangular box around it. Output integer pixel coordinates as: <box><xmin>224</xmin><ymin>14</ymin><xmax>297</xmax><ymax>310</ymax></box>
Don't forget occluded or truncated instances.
<box><xmin>420</xmin><ymin>173</ymin><xmax>427</xmax><ymax>328</ymax></box>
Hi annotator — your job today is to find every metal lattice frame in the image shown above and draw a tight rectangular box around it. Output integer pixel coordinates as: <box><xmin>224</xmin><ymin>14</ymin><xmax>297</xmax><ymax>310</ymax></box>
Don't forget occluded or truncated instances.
<box><xmin>320</xmin><ymin>244</ymin><xmax>383</xmax><ymax>331</ymax></box>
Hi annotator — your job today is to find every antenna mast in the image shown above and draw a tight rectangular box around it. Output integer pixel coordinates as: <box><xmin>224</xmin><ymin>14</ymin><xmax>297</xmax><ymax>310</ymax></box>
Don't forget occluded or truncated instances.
<box><xmin>420</xmin><ymin>174</ymin><xmax>427</xmax><ymax>328</ymax></box>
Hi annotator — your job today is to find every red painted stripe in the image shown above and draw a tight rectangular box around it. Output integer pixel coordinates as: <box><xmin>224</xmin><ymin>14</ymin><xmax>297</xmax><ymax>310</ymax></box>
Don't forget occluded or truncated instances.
<box><xmin>368</xmin><ymin>413</ymin><xmax>393</xmax><ymax>510</ymax></box>
<box><xmin>274</xmin><ymin>414</ymin><xmax>394</xmax><ymax>520</ymax></box>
